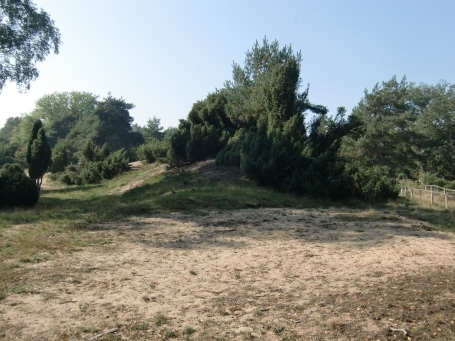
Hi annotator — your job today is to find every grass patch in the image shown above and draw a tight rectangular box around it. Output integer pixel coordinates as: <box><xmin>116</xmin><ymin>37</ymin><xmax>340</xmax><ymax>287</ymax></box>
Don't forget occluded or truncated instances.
<box><xmin>164</xmin><ymin>327</ymin><xmax>178</xmax><ymax>338</ymax></box>
<box><xmin>183</xmin><ymin>325</ymin><xmax>196</xmax><ymax>335</ymax></box>
<box><xmin>79</xmin><ymin>302</ymin><xmax>88</xmax><ymax>313</ymax></box>
<box><xmin>155</xmin><ymin>313</ymin><xmax>168</xmax><ymax>326</ymax></box>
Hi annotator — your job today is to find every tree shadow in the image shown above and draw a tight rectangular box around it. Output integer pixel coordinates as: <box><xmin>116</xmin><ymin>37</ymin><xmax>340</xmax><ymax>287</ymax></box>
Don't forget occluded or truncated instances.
<box><xmin>42</xmin><ymin>184</ymin><xmax>102</xmax><ymax>194</ymax></box>
<box><xmin>84</xmin><ymin>206</ymin><xmax>453</xmax><ymax>252</ymax></box>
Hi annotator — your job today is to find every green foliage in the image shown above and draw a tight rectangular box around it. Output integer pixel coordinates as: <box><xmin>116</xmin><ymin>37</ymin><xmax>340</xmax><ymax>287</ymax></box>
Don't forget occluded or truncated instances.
<box><xmin>172</xmin><ymin>38</ymin><xmax>402</xmax><ymax>201</ymax></box>
<box><xmin>59</xmin><ymin>148</ymin><xmax>130</xmax><ymax>185</ymax></box>
<box><xmin>143</xmin><ymin>116</ymin><xmax>164</xmax><ymax>141</ymax></box>
<box><xmin>346</xmin><ymin>163</ymin><xmax>399</xmax><ymax>201</ymax></box>
<box><xmin>91</xmin><ymin>94</ymin><xmax>136</xmax><ymax>152</ymax></box>
<box><xmin>26</xmin><ymin>119</ymin><xmax>41</xmax><ymax>164</ymax></box>
<box><xmin>0</xmin><ymin>117</ymin><xmax>23</xmax><ymax>165</ymax></box>
<box><xmin>80</xmin><ymin>140</ymin><xmax>110</xmax><ymax>164</ymax></box>
<box><xmin>59</xmin><ymin>165</ymin><xmax>81</xmax><ymax>185</ymax></box>
<box><xmin>0</xmin><ymin>117</ymin><xmax>22</xmax><ymax>141</ymax></box>
<box><xmin>49</xmin><ymin>141</ymin><xmax>68</xmax><ymax>173</ymax></box>
<box><xmin>0</xmin><ymin>0</ymin><xmax>61</xmax><ymax>92</ymax></box>
<box><xmin>99</xmin><ymin>149</ymin><xmax>130</xmax><ymax>180</ymax></box>
<box><xmin>170</xmin><ymin>90</ymin><xmax>235</xmax><ymax>165</ymax></box>
<box><xmin>30</xmin><ymin>91</ymin><xmax>98</xmax><ymax>152</ymax></box>
<box><xmin>26</xmin><ymin>121</ymin><xmax>52</xmax><ymax>189</ymax></box>
<box><xmin>215</xmin><ymin>128</ymin><xmax>246</xmax><ymax>167</ymax></box>
<box><xmin>410</xmin><ymin>81</ymin><xmax>455</xmax><ymax>180</ymax></box>
<box><xmin>340</xmin><ymin>76</ymin><xmax>418</xmax><ymax>177</ymax></box>
<box><xmin>341</xmin><ymin>77</ymin><xmax>455</xmax><ymax>183</ymax></box>
<box><xmin>78</xmin><ymin>162</ymin><xmax>102</xmax><ymax>184</ymax></box>
<box><xmin>0</xmin><ymin>163</ymin><xmax>39</xmax><ymax>208</ymax></box>
<box><xmin>136</xmin><ymin>138</ymin><xmax>170</xmax><ymax>163</ymax></box>
<box><xmin>421</xmin><ymin>173</ymin><xmax>449</xmax><ymax>188</ymax></box>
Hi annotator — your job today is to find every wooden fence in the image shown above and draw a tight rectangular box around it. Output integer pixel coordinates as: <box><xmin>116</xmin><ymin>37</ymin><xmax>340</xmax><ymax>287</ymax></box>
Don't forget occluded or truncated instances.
<box><xmin>399</xmin><ymin>184</ymin><xmax>455</xmax><ymax>210</ymax></box>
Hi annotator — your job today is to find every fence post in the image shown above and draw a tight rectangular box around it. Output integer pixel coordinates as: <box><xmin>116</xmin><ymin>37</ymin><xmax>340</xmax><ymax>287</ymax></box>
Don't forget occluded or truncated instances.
<box><xmin>419</xmin><ymin>190</ymin><xmax>422</xmax><ymax>201</ymax></box>
<box><xmin>405</xmin><ymin>187</ymin><xmax>407</xmax><ymax>197</ymax></box>
<box><xmin>445</xmin><ymin>195</ymin><xmax>448</xmax><ymax>210</ymax></box>
<box><xmin>431</xmin><ymin>191</ymin><xmax>434</xmax><ymax>205</ymax></box>
<box><xmin>410</xmin><ymin>188</ymin><xmax>413</xmax><ymax>198</ymax></box>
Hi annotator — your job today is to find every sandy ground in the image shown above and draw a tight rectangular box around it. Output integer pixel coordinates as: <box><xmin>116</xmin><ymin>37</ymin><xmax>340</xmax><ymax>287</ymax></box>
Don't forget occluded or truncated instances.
<box><xmin>1</xmin><ymin>208</ymin><xmax>454</xmax><ymax>340</ymax></box>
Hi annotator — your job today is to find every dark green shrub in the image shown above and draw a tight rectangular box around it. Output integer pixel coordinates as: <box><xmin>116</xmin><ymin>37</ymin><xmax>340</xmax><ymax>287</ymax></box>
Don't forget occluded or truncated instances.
<box><xmin>59</xmin><ymin>149</ymin><xmax>130</xmax><ymax>185</ymax></box>
<box><xmin>59</xmin><ymin>165</ymin><xmax>82</xmax><ymax>185</ymax></box>
<box><xmin>421</xmin><ymin>173</ymin><xmax>447</xmax><ymax>187</ymax></box>
<box><xmin>100</xmin><ymin>149</ymin><xmax>130</xmax><ymax>179</ymax></box>
<box><xmin>349</xmin><ymin>166</ymin><xmax>399</xmax><ymax>201</ymax></box>
<box><xmin>0</xmin><ymin>163</ymin><xmax>39</xmax><ymax>208</ymax></box>
<box><xmin>49</xmin><ymin>141</ymin><xmax>68</xmax><ymax>173</ymax></box>
<box><xmin>169</xmin><ymin>91</ymin><xmax>235</xmax><ymax>166</ymax></box>
<box><xmin>79</xmin><ymin>162</ymin><xmax>102</xmax><ymax>184</ymax></box>
<box><xmin>136</xmin><ymin>138</ymin><xmax>169</xmax><ymax>163</ymax></box>
<box><xmin>216</xmin><ymin>128</ymin><xmax>246</xmax><ymax>167</ymax></box>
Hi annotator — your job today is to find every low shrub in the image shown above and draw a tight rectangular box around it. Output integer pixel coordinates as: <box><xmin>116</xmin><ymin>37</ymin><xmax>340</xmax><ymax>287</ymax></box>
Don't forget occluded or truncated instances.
<box><xmin>59</xmin><ymin>149</ymin><xmax>130</xmax><ymax>185</ymax></box>
<box><xmin>136</xmin><ymin>139</ymin><xmax>169</xmax><ymax>163</ymax></box>
<box><xmin>0</xmin><ymin>163</ymin><xmax>39</xmax><ymax>208</ymax></box>
<box><xmin>349</xmin><ymin>166</ymin><xmax>399</xmax><ymax>201</ymax></box>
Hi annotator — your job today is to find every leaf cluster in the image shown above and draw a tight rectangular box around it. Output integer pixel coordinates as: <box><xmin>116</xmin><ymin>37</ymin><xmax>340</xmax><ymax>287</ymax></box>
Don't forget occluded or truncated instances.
<box><xmin>0</xmin><ymin>0</ymin><xmax>61</xmax><ymax>92</ymax></box>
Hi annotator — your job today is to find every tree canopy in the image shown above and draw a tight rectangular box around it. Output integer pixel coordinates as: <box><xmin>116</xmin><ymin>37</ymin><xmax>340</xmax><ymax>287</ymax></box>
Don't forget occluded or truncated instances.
<box><xmin>0</xmin><ymin>0</ymin><xmax>61</xmax><ymax>92</ymax></box>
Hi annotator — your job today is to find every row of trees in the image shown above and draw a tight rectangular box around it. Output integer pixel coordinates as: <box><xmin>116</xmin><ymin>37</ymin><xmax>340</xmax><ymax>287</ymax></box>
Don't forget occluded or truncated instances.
<box><xmin>0</xmin><ymin>92</ymin><xmax>142</xmax><ymax>165</ymax></box>
<box><xmin>0</xmin><ymin>90</ymin><xmax>179</xmax><ymax>204</ymax></box>
<box><xmin>137</xmin><ymin>39</ymin><xmax>454</xmax><ymax>200</ymax></box>
<box><xmin>1</xmin><ymin>38</ymin><xmax>454</xmax><ymax>204</ymax></box>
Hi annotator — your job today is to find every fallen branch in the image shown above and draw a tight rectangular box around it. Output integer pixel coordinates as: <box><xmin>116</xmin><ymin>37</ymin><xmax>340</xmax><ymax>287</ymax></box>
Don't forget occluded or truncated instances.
<box><xmin>388</xmin><ymin>324</ymin><xmax>408</xmax><ymax>336</ymax></box>
<box><xmin>88</xmin><ymin>328</ymin><xmax>118</xmax><ymax>341</ymax></box>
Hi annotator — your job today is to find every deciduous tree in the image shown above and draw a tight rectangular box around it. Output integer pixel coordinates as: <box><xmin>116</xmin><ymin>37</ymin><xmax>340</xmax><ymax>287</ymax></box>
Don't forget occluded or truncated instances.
<box><xmin>0</xmin><ymin>0</ymin><xmax>61</xmax><ymax>92</ymax></box>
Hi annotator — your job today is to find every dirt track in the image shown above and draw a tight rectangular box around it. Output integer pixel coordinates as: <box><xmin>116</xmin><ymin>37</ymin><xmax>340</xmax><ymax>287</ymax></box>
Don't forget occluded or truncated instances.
<box><xmin>1</xmin><ymin>208</ymin><xmax>454</xmax><ymax>340</ymax></box>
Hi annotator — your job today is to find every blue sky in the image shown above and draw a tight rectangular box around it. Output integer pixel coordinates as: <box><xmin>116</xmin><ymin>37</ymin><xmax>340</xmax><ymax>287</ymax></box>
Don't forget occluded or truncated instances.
<box><xmin>1</xmin><ymin>0</ymin><xmax>454</xmax><ymax>129</ymax></box>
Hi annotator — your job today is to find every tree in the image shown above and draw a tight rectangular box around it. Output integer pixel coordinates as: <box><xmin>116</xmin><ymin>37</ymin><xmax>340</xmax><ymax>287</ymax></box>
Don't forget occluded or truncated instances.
<box><xmin>410</xmin><ymin>81</ymin><xmax>455</xmax><ymax>180</ymax></box>
<box><xmin>0</xmin><ymin>116</ymin><xmax>22</xmax><ymax>141</ymax></box>
<box><xmin>30</xmin><ymin>91</ymin><xmax>98</xmax><ymax>148</ymax></box>
<box><xmin>340</xmin><ymin>76</ymin><xmax>419</xmax><ymax>177</ymax></box>
<box><xmin>49</xmin><ymin>140</ymin><xmax>68</xmax><ymax>173</ymax></box>
<box><xmin>143</xmin><ymin>116</ymin><xmax>164</xmax><ymax>141</ymax></box>
<box><xmin>170</xmin><ymin>90</ymin><xmax>235</xmax><ymax>164</ymax></box>
<box><xmin>0</xmin><ymin>0</ymin><xmax>61</xmax><ymax>92</ymax></box>
<box><xmin>91</xmin><ymin>94</ymin><xmax>135</xmax><ymax>151</ymax></box>
<box><xmin>26</xmin><ymin>120</ymin><xmax>51</xmax><ymax>189</ymax></box>
<box><xmin>0</xmin><ymin>116</ymin><xmax>22</xmax><ymax>164</ymax></box>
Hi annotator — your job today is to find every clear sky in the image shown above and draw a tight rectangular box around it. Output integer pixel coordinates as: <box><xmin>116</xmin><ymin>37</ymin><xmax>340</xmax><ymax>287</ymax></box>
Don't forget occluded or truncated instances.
<box><xmin>0</xmin><ymin>0</ymin><xmax>454</xmax><ymax>130</ymax></box>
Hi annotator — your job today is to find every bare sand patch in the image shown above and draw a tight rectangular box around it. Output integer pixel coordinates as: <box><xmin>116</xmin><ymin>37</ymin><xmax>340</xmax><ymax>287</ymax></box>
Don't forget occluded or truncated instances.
<box><xmin>1</xmin><ymin>208</ymin><xmax>454</xmax><ymax>340</ymax></box>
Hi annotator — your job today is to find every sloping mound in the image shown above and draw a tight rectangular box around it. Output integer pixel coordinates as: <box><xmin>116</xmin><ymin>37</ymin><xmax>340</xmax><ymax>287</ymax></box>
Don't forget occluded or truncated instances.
<box><xmin>179</xmin><ymin>159</ymin><xmax>244</xmax><ymax>184</ymax></box>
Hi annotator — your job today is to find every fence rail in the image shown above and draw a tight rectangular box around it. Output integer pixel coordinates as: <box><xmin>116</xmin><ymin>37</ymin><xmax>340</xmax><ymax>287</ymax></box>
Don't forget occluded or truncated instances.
<box><xmin>424</xmin><ymin>184</ymin><xmax>455</xmax><ymax>195</ymax></box>
<box><xmin>399</xmin><ymin>185</ymin><xmax>454</xmax><ymax>210</ymax></box>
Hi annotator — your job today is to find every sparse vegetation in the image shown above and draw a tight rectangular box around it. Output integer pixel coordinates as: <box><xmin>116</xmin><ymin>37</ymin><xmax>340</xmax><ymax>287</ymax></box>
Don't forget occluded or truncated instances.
<box><xmin>183</xmin><ymin>325</ymin><xmax>195</xmax><ymax>335</ymax></box>
<box><xmin>79</xmin><ymin>303</ymin><xmax>88</xmax><ymax>313</ymax></box>
<box><xmin>155</xmin><ymin>313</ymin><xmax>168</xmax><ymax>326</ymax></box>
